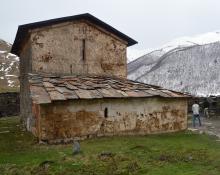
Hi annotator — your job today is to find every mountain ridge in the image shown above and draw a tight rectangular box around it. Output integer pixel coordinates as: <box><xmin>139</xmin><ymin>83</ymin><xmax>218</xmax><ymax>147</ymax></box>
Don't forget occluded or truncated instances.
<box><xmin>128</xmin><ymin>40</ymin><xmax>220</xmax><ymax>96</ymax></box>
<box><xmin>0</xmin><ymin>39</ymin><xmax>19</xmax><ymax>92</ymax></box>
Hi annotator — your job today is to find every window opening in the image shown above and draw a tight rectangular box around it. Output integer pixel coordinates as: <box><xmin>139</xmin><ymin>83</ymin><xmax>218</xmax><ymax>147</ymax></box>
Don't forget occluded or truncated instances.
<box><xmin>82</xmin><ymin>39</ymin><xmax>86</xmax><ymax>61</ymax></box>
<box><xmin>70</xmin><ymin>64</ymin><xmax>73</xmax><ymax>74</ymax></box>
<box><xmin>104</xmin><ymin>108</ymin><xmax>108</xmax><ymax>118</ymax></box>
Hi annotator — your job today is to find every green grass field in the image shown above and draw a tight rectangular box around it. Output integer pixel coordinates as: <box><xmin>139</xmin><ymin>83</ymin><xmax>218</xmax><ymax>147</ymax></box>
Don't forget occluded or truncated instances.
<box><xmin>0</xmin><ymin>117</ymin><xmax>220</xmax><ymax>175</ymax></box>
<box><xmin>0</xmin><ymin>87</ymin><xmax>19</xmax><ymax>93</ymax></box>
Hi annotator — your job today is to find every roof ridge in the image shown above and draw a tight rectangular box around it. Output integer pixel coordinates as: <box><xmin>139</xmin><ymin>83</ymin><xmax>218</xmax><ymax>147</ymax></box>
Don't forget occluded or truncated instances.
<box><xmin>12</xmin><ymin>13</ymin><xmax>137</xmax><ymax>55</ymax></box>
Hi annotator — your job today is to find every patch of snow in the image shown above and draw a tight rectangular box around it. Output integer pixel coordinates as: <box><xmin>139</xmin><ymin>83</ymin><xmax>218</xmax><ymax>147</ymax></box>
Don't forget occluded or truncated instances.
<box><xmin>9</xmin><ymin>61</ymin><xmax>15</xmax><ymax>66</ymax></box>
<box><xmin>161</xmin><ymin>31</ymin><xmax>220</xmax><ymax>52</ymax></box>
<box><xmin>0</xmin><ymin>50</ymin><xmax>7</xmax><ymax>54</ymax></box>
<box><xmin>5</xmin><ymin>74</ymin><xmax>17</xmax><ymax>77</ymax></box>
<box><xmin>4</xmin><ymin>67</ymin><xmax>11</xmax><ymax>72</ymax></box>
<box><xmin>7</xmin><ymin>80</ymin><xmax>14</xmax><ymax>87</ymax></box>
<box><xmin>129</xmin><ymin>31</ymin><xmax>220</xmax><ymax>62</ymax></box>
<box><xmin>14</xmin><ymin>56</ymin><xmax>19</xmax><ymax>61</ymax></box>
<box><xmin>127</xmin><ymin>48</ymin><xmax>155</xmax><ymax>63</ymax></box>
<box><xmin>6</xmin><ymin>42</ymin><xmax>11</xmax><ymax>47</ymax></box>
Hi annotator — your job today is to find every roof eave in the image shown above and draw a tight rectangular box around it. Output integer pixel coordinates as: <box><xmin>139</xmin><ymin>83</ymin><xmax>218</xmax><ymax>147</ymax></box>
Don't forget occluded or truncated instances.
<box><xmin>11</xmin><ymin>13</ymin><xmax>138</xmax><ymax>56</ymax></box>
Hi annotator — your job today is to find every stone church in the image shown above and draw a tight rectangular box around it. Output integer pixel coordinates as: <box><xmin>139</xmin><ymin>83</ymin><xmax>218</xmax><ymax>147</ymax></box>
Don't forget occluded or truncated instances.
<box><xmin>11</xmin><ymin>13</ymin><xmax>189</xmax><ymax>143</ymax></box>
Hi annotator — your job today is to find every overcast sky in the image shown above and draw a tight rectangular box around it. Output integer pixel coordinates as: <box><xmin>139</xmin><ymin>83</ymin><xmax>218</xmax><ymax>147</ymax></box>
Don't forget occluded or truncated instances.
<box><xmin>1</xmin><ymin>0</ymin><xmax>220</xmax><ymax>52</ymax></box>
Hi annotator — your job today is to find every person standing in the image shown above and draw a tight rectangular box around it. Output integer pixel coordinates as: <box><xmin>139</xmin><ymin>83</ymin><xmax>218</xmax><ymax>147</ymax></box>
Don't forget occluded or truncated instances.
<box><xmin>192</xmin><ymin>101</ymin><xmax>202</xmax><ymax>127</ymax></box>
<box><xmin>203</xmin><ymin>99</ymin><xmax>210</xmax><ymax>118</ymax></box>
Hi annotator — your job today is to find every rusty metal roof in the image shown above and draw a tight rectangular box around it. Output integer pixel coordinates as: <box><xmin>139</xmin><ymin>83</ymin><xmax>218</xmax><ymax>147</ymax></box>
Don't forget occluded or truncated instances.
<box><xmin>29</xmin><ymin>74</ymin><xmax>190</xmax><ymax>104</ymax></box>
<box><xmin>11</xmin><ymin>13</ymin><xmax>137</xmax><ymax>56</ymax></box>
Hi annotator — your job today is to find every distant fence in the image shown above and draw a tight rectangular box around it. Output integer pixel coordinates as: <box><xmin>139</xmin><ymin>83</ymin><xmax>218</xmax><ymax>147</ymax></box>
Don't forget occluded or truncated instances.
<box><xmin>0</xmin><ymin>92</ymin><xmax>20</xmax><ymax>117</ymax></box>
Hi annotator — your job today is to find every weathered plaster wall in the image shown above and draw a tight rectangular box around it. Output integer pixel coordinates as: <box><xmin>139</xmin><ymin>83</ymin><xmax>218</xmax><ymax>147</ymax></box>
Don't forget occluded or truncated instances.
<box><xmin>19</xmin><ymin>40</ymin><xmax>33</xmax><ymax>129</ymax></box>
<box><xmin>34</xmin><ymin>97</ymin><xmax>187</xmax><ymax>143</ymax></box>
<box><xmin>30</xmin><ymin>20</ymin><xmax>127</xmax><ymax>78</ymax></box>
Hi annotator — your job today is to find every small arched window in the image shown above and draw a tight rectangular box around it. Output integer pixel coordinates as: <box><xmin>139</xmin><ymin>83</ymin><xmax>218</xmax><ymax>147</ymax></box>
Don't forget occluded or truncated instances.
<box><xmin>104</xmin><ymin>108</ymin><xmax>108</xmax><ymax>118</ymax></box>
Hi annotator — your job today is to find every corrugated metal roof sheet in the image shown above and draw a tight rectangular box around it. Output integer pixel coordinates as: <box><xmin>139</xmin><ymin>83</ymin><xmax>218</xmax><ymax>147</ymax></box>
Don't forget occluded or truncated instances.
<box><xmin>29</xmin><ymin>74</ymin><xmax>191</xmax><ymax>104</ymax></box>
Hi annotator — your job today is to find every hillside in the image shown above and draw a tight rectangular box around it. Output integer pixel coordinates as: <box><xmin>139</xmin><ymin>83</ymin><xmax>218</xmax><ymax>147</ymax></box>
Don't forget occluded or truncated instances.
<box><xmin>128</xmin><ymin>41</ymin><xmax>220</xmax><ymax>96</ymax></box>
<box><xmin>128</xmin><ymin>49</ymin><xmax>165</xmax><ymax>80</ymax></box>
<box><xmin>0</xmin><ymin>39</ymin><xmax>19</xmax><ymax>92</ymax></box>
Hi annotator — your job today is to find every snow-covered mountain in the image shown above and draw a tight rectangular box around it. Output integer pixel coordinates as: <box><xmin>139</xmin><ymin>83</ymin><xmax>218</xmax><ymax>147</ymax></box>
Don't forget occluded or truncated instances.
<box><xmin>128</xmin><ymin>49</ymin><xmax>165</xmax><ymax>80</ymax></box>
<box><xmin>0</xmin><ymin>39</ymin><xmax>19</xmax><ymax>91</ymax></box>
<box><xmin>128</xmin><ymin>32</ymin><xmax>220</xmax><ymax>96</ymax></box>
<box><xmin>162</xmin><ymin>31</ymin><xmax>220</xmax><ymax>51</ymax></box>
<box><xmin>127</xmin><ymin>31</ymin><xmax>220</xmax><ymax>62</ymax></box>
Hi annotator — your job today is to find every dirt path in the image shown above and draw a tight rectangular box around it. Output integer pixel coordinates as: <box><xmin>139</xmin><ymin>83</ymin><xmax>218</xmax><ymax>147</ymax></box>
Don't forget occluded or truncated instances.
<box><xmin>188</xmin><ymin>116</ymin><xmax>220</xmax><ymax>139</ymax></box>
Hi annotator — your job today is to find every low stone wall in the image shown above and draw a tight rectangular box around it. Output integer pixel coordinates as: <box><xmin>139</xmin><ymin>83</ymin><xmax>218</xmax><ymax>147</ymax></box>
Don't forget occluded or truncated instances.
<box><xmin>0</xmin><ymin>92</ymin><xmax>20</xmax><ymax>117</ymax></box>
<box><xmin>32</xmin><ymin>97</ymin><xmax>188</xmax><ymax>143</ymax></box>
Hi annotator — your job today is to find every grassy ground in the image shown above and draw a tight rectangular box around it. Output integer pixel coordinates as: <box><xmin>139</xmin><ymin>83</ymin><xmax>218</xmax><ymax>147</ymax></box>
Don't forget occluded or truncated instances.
<box><xmin>0</xmin><ymin>87</ymin><xmax>19</xmax><ymax>93</ymax></box>
<box><xmin>0</xmin><ymin>117</ymin><xmax>220</xmax><ymax>175</ymax></box>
